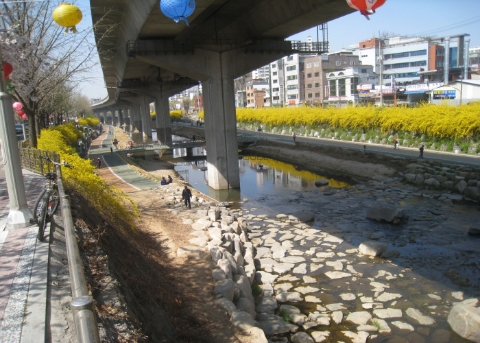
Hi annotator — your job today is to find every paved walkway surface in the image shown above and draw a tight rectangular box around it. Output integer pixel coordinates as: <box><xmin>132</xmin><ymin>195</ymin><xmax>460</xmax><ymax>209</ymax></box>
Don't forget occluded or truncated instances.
<box><xmin>0</xmin><ymin>166</ymin><xmax>49</xmax><ymax>343</ymax></box>
<box><xmin>0</xmin><ymin>126</ymin><xmax>157</xmax><ymax>343</ymax></box>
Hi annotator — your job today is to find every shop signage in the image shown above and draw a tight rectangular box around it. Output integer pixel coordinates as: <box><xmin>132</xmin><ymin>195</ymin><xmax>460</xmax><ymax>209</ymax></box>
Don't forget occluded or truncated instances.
<box><xmin>433</xmin><ymin>89</ymin><xmax>456</xmax><ymax>99</ymax></box>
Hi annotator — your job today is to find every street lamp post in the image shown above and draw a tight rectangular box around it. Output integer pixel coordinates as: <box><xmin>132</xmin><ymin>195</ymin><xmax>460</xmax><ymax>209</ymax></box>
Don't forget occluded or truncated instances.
<box><xmin>0</xmin><ymin>44</ymin><xmax>33</xmax><ymax>228</ymax></box>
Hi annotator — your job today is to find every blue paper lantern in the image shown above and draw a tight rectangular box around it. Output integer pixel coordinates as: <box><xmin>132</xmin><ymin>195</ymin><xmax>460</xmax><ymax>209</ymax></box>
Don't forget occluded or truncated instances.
<box><xmin>160</xmin><ymin>0</ymin><xmax>196</xmax><ymax>26</ymax></box>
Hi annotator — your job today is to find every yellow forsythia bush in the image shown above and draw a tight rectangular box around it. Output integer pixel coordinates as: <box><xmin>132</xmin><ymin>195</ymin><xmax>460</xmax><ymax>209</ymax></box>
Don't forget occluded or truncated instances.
<box><xmin>37</xmin><ymin>125</ymin><xmax>138</xmax><ymax>230</ymax></box>
<box><xmin>170</xmin><ymin>110</ymin><xmax>183</xmax><ymax>121</ymax></box>
<box><xmin>236</xmin><ymin>103</ymin><xmax>480</xmax><ymax>140</ymax></box>
<box><xmin>77</xmin><ymin>117</ymin><xmax>100</xmax><ymax>127</ymax></box>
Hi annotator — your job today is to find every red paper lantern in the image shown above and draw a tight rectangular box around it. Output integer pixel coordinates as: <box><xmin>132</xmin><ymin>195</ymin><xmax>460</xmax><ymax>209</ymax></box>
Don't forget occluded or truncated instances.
<box><xmin>21</xmin><ymin>114</ymin><xmax>27</xmax><ymax>120</ymax></box>
<box><xmin>16</xmin><ymin>110</ymin><xmax>25</xmax><ymax>116</ymax></box>
<box><xmin>3</xmin><ymin>61</ymin><xmax>13</xmax><ymax>81</ymax></box>
<box><xmin>346</xmin><ymin>0</ymin><xmax>386</xmax><ymax>20</ymax></box>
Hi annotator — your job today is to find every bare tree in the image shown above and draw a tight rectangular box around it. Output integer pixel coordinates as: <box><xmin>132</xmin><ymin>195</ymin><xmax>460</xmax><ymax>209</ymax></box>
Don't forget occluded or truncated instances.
<box><xmin>0</xmin><ymin>1</ymin><xmax>115</xmax><ymax>147</ymax></box>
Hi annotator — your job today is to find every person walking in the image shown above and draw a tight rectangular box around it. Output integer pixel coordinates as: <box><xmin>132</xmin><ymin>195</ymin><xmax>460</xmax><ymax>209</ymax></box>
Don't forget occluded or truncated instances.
<box><xmin>182</xmin><ymin>185</ymin><xmax>192</xmax><ymax>209</ymax></box>
<box><xmin>96</xmin><ymin>157</ymin><xmax>102</xmax><ymax>169</ymax></box>
<box><xmin>394</xmin><ymin>139</ymin><xmax>398</xmax><ymax>149</ymax></box>
<box><xmin>419</xmin><ymin>144</ymin><xmax>424</xmax><ymax>158</ymax></box>
<box><xmin>293</xmin><ymin>132</ymin><xmax>296</xmax><ymax>142</ymax></box>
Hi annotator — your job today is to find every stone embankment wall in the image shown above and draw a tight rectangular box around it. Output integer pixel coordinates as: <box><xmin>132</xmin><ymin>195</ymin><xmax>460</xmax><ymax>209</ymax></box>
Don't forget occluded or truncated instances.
<box><xmin>400</xmin><ymin>160</ymin><xmax>480</xmax><ymax>202</ymax></box>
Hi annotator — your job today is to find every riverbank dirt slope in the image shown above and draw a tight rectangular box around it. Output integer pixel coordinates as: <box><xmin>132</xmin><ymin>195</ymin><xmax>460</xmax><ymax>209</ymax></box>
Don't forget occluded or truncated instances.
<box><xmin>79</xmin><ymin>125</ymin><xmax>476</xmax><ymax>342</ymax></box>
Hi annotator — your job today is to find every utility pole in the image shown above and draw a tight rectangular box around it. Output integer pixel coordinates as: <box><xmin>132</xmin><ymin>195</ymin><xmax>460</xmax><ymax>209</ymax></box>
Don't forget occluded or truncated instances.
<box><xmin>378</xmin><ymin>36</ymin><xmax>384</xmax><ymax>107</ymax></box>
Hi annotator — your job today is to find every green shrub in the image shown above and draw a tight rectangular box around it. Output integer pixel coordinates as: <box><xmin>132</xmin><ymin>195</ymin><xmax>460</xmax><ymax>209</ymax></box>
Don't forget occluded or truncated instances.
<box><xmin>37</xmin><ymin>124</ymin><xmax>138</xmax><ymax>231</ymax></box>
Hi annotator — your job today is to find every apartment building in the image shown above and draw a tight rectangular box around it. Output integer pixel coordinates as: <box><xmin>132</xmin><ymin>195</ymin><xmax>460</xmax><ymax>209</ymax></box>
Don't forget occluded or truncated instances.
<box><xmin>269</xmin><ymin>59</ymin><xmax>284</xmax><ymax>106</ymax></box>
<box><xmin>350</xmin><ymin>34</ymin><xmax>470</xmax><ymax>103</ymax></box>
<box><xmin>303</xmin><ymin>52</ymin><xmax>362</xmax><ymax>106</ymax></box>
<box><xmin>246</xmin><ymin>79</ymin><xmax>269</xmax><ymax>108</ymax></box>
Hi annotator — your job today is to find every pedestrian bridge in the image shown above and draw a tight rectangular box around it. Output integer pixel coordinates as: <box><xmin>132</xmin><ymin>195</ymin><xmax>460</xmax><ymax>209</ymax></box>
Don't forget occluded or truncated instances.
<box><xmin>109</xmin><ymin>136</ymin><xmax>257</xmax><ymax>152</ymax></box>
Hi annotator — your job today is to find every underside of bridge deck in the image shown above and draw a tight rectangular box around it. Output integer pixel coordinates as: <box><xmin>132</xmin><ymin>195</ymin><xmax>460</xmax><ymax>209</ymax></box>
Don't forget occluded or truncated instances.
<box><xmin>90</xmin><ymin>0</ymin><xmax>355</xmax><ymax>189</ymax></box>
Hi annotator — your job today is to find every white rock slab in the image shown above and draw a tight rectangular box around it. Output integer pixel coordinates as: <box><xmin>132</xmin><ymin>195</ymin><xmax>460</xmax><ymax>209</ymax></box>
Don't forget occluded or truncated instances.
<box><xmin>391</xmin><ymin>321</ymin><xmax>414</xmax><ymax>331</ymax></box>
<box><xmin>373</xmin><ymin>308</ymin><xmax>402</xmax><ymax>319</ymax></box>
<box><xmin>376</xmin><ymin>292</ymin><xmax>402</xmax><ymax>302</ymax></box>
<box><xmin>324</xmin><ymin>271</ymin><xmax>352</xmax><ymax>279</ymax></box>
<box><xmin>406</xmin><ymin>308</ymin><xmax>435</xmax><ymax>325</ymax></box>
<box><xmin>275</xmin><ymin>292</ymin><xmax>303</xmax><ymax>302</ymax></box>
<box><xmin>311</xmin><ymin>331</ymin><xmax>329</xmax><ymax>342</ymax></box>
<box><xmin>342</xmin><ymin>331</ymin><xmax>369</xmax><ymax>343</ymax></box>
<box><xmin>346</xmin><ymin>311</ymin><xmax>372</xmax><ymax>325</ymax></box>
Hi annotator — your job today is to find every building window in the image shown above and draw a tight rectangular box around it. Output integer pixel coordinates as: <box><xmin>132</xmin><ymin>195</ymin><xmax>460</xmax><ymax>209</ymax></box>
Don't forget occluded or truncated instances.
<box><xmin>336</xmin><ymin>61</ymin><xmax>341</xmax><ymax>66</ymax></box>
<box><xmin>287</xmin><ymin>75</ymin><xmax>297</xmax><ymax>80</ymax></box>
<box><xmin>273</xmin><ymin>79</ymin><xmax>278</xmax><ymax>83</ymax></box>
<box><xmin>361</xmin><ymin>69</ymin><xmax>367</xmax><ymax>73</ymax></box>
<box><xmin>307</xmin><ymin>73</ymin><xmax>312</xmax><ymax>78</ymax></box>
<box><xmin>314</xmin><ymin>83</ymin><xmax>320</xmax><ymax>87</ymax></box>
<box><xmin>306</xmin><ymin>63</ymin><xmax>312</xmax><ymax>68</ymax></box>
<box><xmin>307</xmin><ymin>93</ymin><xmax>312</xmax><ymax>98</ymax></box>
<box><xmin>315</xmin><ymin>93</ymin><xmax>320</xmax><ymax>97</ymax></box>
<box><xmin>286</xmin><ymin>65</ymin><xmax>297</xmax><ymax>71</ymax></box>
<box><xmin>287</xmin><ymin>84</ymin><xmax>298</xmax><ymax>90</ymax></box>
<box><xmin>307</xmin><ymin>84</ymin><xmax>312</xmax><ymax>88</ymax></box>
<box><xmin>436</xmin><ymin>60</ymin><xmax>444</xmax><ymax>67</ymax></box>
<box><xmin>350</xmin><ymin>77</ymin><xmax>359</xmax><ymax>94</ymax></box>
<box><xmin>339</xmin><ymin>79</ymin><xmax>346</xmax><ymax>96</ymax></box>
<box><xmin>287</xmin><ymin>56</ymin><xmax>294</xmax><ymax>61</ymax></box>
<box><xmin>329</xmin><ymin>80</ymin><xmax>336</xmax><ymax>96</ymax></box>
<box><xmin>287</xmin><ymin>94</ymin><xmax>297</xmax><ymax>99</ymax></box>
<box><xmin>410</xmin><ymin>61</ymin><xmax>427</xmax><ymax>67</ymax></box>
<box><xmin>273</xmin><ymin>96</ymin><xmax>279</xmax><ymax>100</ymax></box>
<box><xmin>314</xmin><ymin>61</ymin><xmax>319</xmax><ymax>67</ymax></box>
<box><xmin>410</xmin><ymin>50</ymin><xmax>427</xmax><ymax>56</ymax></box>
<box><xmin>273</xmin><ymin>87</ymin><xmax>279</xmax><ymax>92</ymax></box>
<box><xmin>350</xmin><ymin>61</ymin><xmax>355</xmax><ymax>65</ymax></box>
<box><xmin>314</xmin><ymin>72</ymin><xmax>319</xmax><ymax>77</ymax></box>
<box><xmin>271</xmin><ymin>64</ymin><xmax>276</xmax><ymax>68</ymax></box>
<box><xmin>273</xmin><ymin>71</ymin><xmax>277</xmax><ymax>76</ymax></box>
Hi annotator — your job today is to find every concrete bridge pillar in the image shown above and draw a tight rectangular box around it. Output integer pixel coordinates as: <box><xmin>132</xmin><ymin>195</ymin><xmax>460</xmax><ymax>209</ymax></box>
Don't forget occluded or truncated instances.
<box><xmin>131</xmin><ymin>106</ymin><xmax>142</xmax><ymax>140</ymax></box>
<box><xmin>136</xmin><ymin>48</ymin><xmax>284</xmax><ymax>189</ymax></box>
<box><xmin>118</xmin><ymin>108</ymin><xmax>125</xmax><ymax>129</ymax></box>
<box><xmin>140</xmin><ymin>96</ymin><xmax>153</xmax><ymax>142</ymax></box>
<box><xmin>154</xmin><ymin>95</ymin><xmax>172</xmax><ymax>145</ymax></box>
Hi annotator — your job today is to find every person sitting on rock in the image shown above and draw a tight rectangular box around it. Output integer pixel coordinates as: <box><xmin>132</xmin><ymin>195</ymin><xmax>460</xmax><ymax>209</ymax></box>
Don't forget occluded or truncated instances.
<box><xmin>161</xmin><ymin>177</ymin><xmax>168</xmax><ymax>185</ymax></box>
<box><xmin>167</xmin><ymin>175</ymin><xmax>173</xmax><ymax>184</ymax></box>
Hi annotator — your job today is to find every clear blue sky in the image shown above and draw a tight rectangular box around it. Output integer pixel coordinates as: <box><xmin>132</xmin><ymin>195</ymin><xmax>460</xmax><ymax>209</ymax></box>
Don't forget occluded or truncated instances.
<box><xmin>288</xmin><ymin>0</ymin><xmax>480</xmax><ymax>51</ymax></box>
<box><xmin>77</xmin><ymin>0</ymin><xmax>480</xmax><ymax>99</ymax></box>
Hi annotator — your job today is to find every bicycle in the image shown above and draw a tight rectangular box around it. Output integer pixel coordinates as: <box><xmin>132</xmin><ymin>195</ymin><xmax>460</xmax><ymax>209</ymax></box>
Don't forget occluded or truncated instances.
<box><xmin>32</xmin><ymin>156</ymin><xmax>70</xmax><ymax>241</ymax></box>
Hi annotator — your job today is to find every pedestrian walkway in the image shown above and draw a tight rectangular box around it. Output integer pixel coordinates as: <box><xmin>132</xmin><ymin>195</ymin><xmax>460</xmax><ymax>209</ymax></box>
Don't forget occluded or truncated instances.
<box><xmin>0</xmin><ymin>168</ymin><xmax>49</xmax><ymax>343</ymax></box>
<box><xmin>89</xmin><ymin>126</ymin><xmax>159</xmax><ymax>190</ymax></box>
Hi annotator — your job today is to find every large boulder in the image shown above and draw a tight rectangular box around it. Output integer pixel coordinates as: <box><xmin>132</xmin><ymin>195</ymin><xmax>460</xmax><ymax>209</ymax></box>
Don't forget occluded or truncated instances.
<box><xmin>366</xmin><ymin>207</ymin><xmax>404</xmax><ymax>224</ymax></box>
<box><xmin>358</xmin><ymin>241</ymin><xmax>388</xmax><ymax>257</ymax></box>
<box><xmin>447</xmin><ymin>300</ymin><xmax>480</xmax><ymax>342</ymax></box>
<box><xmin>288</xmin><ymin>211</ymin><xmax>315</xmax><ymax>223</ymax></box>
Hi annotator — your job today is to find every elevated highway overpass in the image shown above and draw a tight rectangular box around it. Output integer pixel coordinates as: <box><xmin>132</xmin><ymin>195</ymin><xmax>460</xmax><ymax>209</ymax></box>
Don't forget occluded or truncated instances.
<box><xmin>90</xmin><ymin>0</ymin><xmax>356</xmax><ymax>189</ymax></box>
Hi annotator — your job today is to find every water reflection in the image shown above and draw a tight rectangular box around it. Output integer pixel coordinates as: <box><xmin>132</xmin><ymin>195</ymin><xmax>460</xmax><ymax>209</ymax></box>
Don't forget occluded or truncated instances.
<box><xmin>173</xmin><ymin>155</ymin><xmax>350</xmax><ymax>205</ymax></box>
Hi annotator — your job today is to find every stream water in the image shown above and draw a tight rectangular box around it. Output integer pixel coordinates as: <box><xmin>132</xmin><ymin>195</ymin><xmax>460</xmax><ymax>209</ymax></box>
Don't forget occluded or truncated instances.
<box><xmin>138</xmin><ymin>144</ymin><xmax>480</xmax><ymax>342</ymax></box>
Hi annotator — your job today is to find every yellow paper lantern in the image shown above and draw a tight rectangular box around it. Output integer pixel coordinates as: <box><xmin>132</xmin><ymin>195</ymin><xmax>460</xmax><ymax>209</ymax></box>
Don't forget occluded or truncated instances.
<box><xmin>52</xmin><ymin>3</ymin><xmax>83</xmax><ymax>33</ymax></box>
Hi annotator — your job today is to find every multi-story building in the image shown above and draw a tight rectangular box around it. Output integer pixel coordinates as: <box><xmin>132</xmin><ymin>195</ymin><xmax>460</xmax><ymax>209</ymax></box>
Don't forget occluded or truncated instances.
<box><xmin>350</xmin><ymin>34</ymin><xmax>470</xmax><ymax>103</ymax></box>
<box><xmin>325</xmin><ymin>65</ymin><xmax>374</xmax><ymax>106</ymax></box>
<box><xmin>269</xmin><ymin>59</ymin><xmax>284</xmax><ymax>106</ymax></box>
<box><xmin>303</xmin><ymin>52</ymin><xmax>362</xmax><ymax>106</ymax></box>
<box><xmin>252</xmin><ymin>65</ymin><xmax>270</xmax><ymax>81</ymax></box>
<box><xmin>284</xmin><ymin>54</ymin><xmax>305</xmax><ymax>106</ymax></box>
<box><xmin>246</xmin><ymin>79</ymin><xmax>269</xmax><ymax>108</ymax></box>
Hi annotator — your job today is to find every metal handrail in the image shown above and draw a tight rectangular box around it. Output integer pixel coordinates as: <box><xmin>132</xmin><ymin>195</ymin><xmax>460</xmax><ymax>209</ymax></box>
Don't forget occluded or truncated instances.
<box><xmin>20</xmin><ymin>149</ymin><xmax>100</xmax><ymax>343</ymax></box>
<box><xmin>55</xmin><ymin>157</ymin><xmax>100</xmax><ymax>343</ymax></box>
